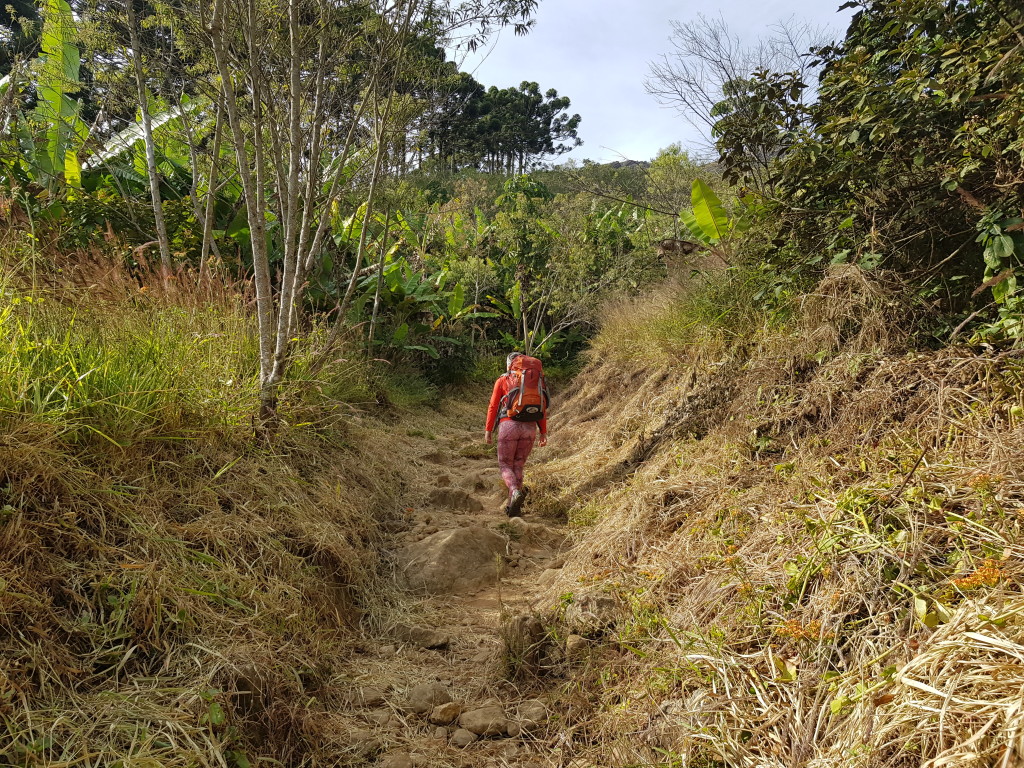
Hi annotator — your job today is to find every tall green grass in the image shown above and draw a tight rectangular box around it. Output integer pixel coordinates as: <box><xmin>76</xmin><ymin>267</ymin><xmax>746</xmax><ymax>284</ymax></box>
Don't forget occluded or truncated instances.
<box><xmin>0</xmin><ymin>278</ymin><xmax>259</xmax><ymax>443</ymax></box>
<box><xmin>0</xmin><ymin>264</ymin><xmax>449</xmax><ymax>445</ymax></box>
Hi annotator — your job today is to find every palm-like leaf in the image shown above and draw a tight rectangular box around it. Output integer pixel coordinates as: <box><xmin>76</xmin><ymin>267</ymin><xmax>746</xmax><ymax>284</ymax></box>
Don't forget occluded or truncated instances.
<box><xmin>691</xmin><ymin>179</ymin><xmax>731</xmax><ymax>244</ymax></box>
<box><xmin>35</xmin><ymin>0</ymin><xmax>82</xmax><ymax>187</ymax></box>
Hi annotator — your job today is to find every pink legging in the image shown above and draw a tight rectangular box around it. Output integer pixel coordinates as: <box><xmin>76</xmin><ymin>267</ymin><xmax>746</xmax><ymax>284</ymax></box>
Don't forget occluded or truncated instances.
<box><xmin>497</xmin><ymin>420</ymin><xmax>536</xmax><ymax>498</ymax></box>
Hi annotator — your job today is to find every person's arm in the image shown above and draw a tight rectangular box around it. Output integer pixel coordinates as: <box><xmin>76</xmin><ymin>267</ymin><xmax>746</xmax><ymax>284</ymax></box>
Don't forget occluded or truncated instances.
<box><xmin>538</xmin><ymin>414</ymin><xmax>548</xmax><ymax>447</ymax></box>
<box><xmin>484</xmin><ymin>377</ymin><xmax>505</xmax><ymax>443</ymax></box>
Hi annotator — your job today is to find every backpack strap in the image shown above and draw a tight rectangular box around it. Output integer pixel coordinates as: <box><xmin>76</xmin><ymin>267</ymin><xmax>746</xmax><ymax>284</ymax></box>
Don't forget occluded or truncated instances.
<box><xmin>495</xmin><ymin>373</ymin><xmax>519</xmax><ymax>424</ymax></box>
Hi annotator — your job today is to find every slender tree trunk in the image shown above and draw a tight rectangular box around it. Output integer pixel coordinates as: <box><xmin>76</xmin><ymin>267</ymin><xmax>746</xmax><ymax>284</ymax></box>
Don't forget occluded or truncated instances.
<box><xmin>338</xmin><ymin>112</ymin><xmax>390</xmax><ymax>318</ymax></box>
<box><xmin>336</xmin><ymin>0</ymin><xmax>417</xmax><ymax>319</ymax></box>
<box><xmin>268</xmin><ymin>0</ymin><xmax>306</xmax><ymax>387</ymax></box>
<box><xmin>198</xmin><ymin>100</ymin><xmax>225</xmax><ymax>272</ymax></box>
<box><xmin>179</xmin><ymin>93</ymin><xmax>224</xmax><ymax>275</ymax></box>
<box><xmin>367</xmin><ymin>206</ymin><xmax>392</xmax><ymax>352</ymax></box>
<box><xmin>210</xmin><ymin>0</ymin><xmax>276</xmax><ymax>421</ymax></box>
<box><xmin>126</xmin><ymin>0</ymin><xmax>172</xmax><ymax>274</ymax></box>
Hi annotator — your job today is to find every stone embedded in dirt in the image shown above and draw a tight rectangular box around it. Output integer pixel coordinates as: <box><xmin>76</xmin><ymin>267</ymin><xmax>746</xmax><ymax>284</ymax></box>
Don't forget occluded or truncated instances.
<box><xmin>502</xmin><ymin>517</ymin><xmax>565</xmax><ymax>555</ymax></box>
<box><xmin>428</xmin><ymin>487</ymin><xmax>484</xmax><ymax>512</ymax></box>
<box><xmin>499</xmin><ymin>741</ymin><xmax>522</xmax><ymax>758</ymax></box>
<box><xmin>548</xmin><ymin>557</ymin><xmax>565</xmax><ymax>569</ymax></box>
<box><xmin>458</xmin><ymin>705</ymin><xmax>508</xmax><ymax>736</ymax></box>
<box><xmin>562</xmin><ymin>592</ymin><xmax>622</xmax><ymax>634</ymax></box>
<box><xmin>433</xmin><ymin>726</ymin><xmax>449</xmax><ymax>740</ymax></box>
<box><xmin>428</xmin><ymin>701</ymin><xmax>462</xmax><ymax>725</ymax></box>
<box><xmin>515</xmin><ymin>698</ymin><xmax>548</xmax><ymax>734</ymax></box>
<box><xmin>518</xmin><ymin>699</ymin><xmax>548</xmax><ymax>723</ymax></box>
<box><xmin>436</xmin><ymin>474</ymin><xmax>452</xmax><ymax>487</ymax></box>
<box><xmin>398</xmin><ymin>527</ymin><xmax>506</xmax><ymax>594</ymax></box>
<box><xmin>366</xmin><ymin>709</ymin><xmax>391</xmax><ymax>727</ymax></box>
<box><xmin>395</xmin><ymin>624</ymin><xmax>451</xmax><ymax>650</ymax></box>
<box><xmin>503</xmin><ymin>614</ymin><xmax>548</xmax><ymax>675</ymax></box>
<box><xmin>464</xmin><ymin>470</ymin><xmax>489</xmax><ymax>490</ymax></box>
<box><xmin>379</xmin><ymin>644</ymin><xmax>397</xmax><ymax>656</ymax></box>
<box><xmin>350</xmin><ymin>729</ymin><xmax>382</xmax><ymax>758</ymax></box>
<box><xmin>379</xmin><ymin>753</ymin><xmax>414</xmax><ymax>768</ymax></box>
<box><xmin>565</xmin><ymin>633</ymin><xmax>589</xmax><ymax>659</ymax></box>
<box><xmin>505</xmin><ymin>721</ymin><xmax>522</xmax><ymax>738</ymax></box>
<box><xmin>451</xmin><ymin>728</ymin><xmax>478</xmax><ymax>747</ymax></box>
<box><xmin>352</xmin><ymin>686</ymin><xmax>387</xmax><ymax>708</ymax></box>
<box><xmin>405</xmin><ymin>682</ymin><xmax>452</xmax><ymax>715</ymax></box>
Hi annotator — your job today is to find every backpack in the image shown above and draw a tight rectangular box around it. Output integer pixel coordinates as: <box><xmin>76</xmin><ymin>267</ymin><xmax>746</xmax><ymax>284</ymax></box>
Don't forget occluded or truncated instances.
<box><xmin>502</xmin><ymin>355</ymin><xmax>549</xmax><ymax>423</ymax></box>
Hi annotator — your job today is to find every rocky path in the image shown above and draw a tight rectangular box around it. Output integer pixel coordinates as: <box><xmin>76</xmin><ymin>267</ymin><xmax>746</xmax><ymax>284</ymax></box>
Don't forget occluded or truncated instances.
<box><xmin>334</xmin><ymin>398</ymin><xmax>569</xmax><ymax>768</ymax></box>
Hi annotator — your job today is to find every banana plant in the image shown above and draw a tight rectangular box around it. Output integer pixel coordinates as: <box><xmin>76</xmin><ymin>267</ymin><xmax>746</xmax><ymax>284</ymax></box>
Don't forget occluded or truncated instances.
<box><xmin>679</xmin><ymin>179</ymin><xmax>747</xmax><ymax>246</ymax></box>
<box><xmin>356</xmin><ymin>258</ymin><xmax>496</xmax><ymax>359</ymax></box>
<box><xmin>83</xmin><ymin>94</ymin><xmax>210</xmax><ymax>171</ymax></box>
<box><xmin>35</xmin><ymin>0</ymin><xmax>86</xmax><ymax>189</ymax></box>
<box><xmin>1</xmin><ymin>0</ymin><xmax>88</xmax><ymax>194</ymax></box>
<box><xmin>444</xmin><ymin>206</ymin><xmax>494</xmax><ymax>257</ymax></box>
<box><xmin>394</xmin><ymin>205</ymin><xmax>441</xmax><ymax>261</ymax></box>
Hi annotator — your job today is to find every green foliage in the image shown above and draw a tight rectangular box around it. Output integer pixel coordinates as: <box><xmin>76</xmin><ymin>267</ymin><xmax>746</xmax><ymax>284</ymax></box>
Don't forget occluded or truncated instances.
<box><xmin>36</xmin><ymin>0</ymin><xmax>83</xmax><ymax>188</ymax></box>
<box><xmin>1</xmin><ymin>0</ymin><xmax>87</xmax><ymax>193</ymax></box>
<box><xmin>593</xmin><ymin>261</ymin><xmax>794</xmax><ymax>365</ymax></box>
<box><xmin>0</xmin><ymin>0</ymin><xmax>40</xmax><ymax>76</ymax></box>
<box><xmin>712</xmin><ymin>0</ymin><xmax>1024</xmax><ymax>339</ymax></box>
<box><xmin>0</xmin><ymin>281</ymin><xmax>256</xmax><ymax>443</ymax></box>
<box><xmin>424</xmin><ymin>76</ymin><xmax>582</xmax><ymax>174</ymax></box>
<box><xmin>681</xmin><ymin>179</ymin><xmax>743</xmax><ymax>246</ymax></box>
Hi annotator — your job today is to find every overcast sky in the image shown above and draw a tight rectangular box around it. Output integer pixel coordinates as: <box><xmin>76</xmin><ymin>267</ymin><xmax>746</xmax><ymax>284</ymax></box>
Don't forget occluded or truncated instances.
<box><xmin>457</xmin><ymin>0</ymin><xmax>856</xmax><ymax>163</ymax></box>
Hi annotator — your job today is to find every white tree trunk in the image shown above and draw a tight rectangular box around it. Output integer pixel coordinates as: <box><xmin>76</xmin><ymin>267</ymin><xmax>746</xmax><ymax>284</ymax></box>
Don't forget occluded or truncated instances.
<box><xmin>126</xmin><ymin>0</ymin><xmax>172</xmax><ymax>274</ymax></box>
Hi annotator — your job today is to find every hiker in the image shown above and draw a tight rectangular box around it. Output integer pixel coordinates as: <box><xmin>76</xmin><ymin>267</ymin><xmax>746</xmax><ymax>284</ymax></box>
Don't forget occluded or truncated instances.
<box><xmin>485</xmin><ymin>352</ymin><xmax>548</xmax><ymax>516</ymax></box>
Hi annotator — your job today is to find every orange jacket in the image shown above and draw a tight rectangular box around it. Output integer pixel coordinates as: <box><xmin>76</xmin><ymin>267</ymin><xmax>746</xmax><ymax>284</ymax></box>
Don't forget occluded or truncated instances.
<box><xmin>486</xmin><ymin>373</ymin><xmax>548</xmax><ymax>433</ymax></box>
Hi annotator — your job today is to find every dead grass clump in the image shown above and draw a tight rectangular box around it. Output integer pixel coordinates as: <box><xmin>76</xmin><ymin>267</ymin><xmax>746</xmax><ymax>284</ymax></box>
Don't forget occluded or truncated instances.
<box><xmin>796</xmin><ymin>264</ymin><xmax>917</xmax><ymax>358</ymax></box>
<box><xmin>526</xmin><ymin>278</ymin><xmax>1024</xmax><ymax>766</ymax></box>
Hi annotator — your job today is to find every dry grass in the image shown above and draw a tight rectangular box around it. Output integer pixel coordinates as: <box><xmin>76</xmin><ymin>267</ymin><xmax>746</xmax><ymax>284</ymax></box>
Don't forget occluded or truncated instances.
<box><xmin>0</xmin><ymin>249</ymin><xmax>425</xmax><ymax>766</ymax></box>
<box><xmin>0</xmin><ymin>412</ymin><xmax>412</xmax><ymax>767</ymax></box>
<box><xmin>526</xmin><ymin>266</ymin><xmax>1024</xmax><ymax>767</ymax></box>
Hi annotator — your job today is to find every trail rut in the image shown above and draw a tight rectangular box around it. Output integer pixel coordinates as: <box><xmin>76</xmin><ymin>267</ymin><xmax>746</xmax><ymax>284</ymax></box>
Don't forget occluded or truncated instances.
<box><xmin>335</xmin><ymin>397</ymin><xmax>569</xmax><ymax>767</ymax></box>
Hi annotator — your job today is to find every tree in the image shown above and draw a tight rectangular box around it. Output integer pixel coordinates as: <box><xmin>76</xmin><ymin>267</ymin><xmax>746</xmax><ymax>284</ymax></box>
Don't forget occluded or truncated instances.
<box><xmin>125</xmin><ymin>0</ymin><xmax>172</xmax><ymax>271</ymax></box>
<box><xmin>646</xmin><ymin>14</ymin><xmax>829</xmax><ymax>150</ymax></box>
<box><xmin>196</xmin><ymin>0</ymin><xmax>538</xmax><ymax>419</ymax></box>
<box><xmin>423</xmin><ymin>77</ymin><xmax>581</xmax><ymax>173</ymax></box>
<box><xmin>0</xmin><ymin>0</ymin><xmax>41</xmax><ymax>76</ymax></box>
<box><xmin>710</xmin><ymin>0</ymin><xmax>1024</xmax><ymax>337</ymax></box>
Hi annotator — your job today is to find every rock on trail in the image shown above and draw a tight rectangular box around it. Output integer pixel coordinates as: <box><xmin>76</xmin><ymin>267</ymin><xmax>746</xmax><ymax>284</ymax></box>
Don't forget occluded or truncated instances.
<box><xmin>398</xmin><ymin>526</ymin><xmax>506</xmax><ymax>594</ymax></box>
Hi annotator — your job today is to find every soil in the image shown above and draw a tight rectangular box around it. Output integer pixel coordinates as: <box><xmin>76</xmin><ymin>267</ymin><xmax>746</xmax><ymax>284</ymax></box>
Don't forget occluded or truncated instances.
<box><xmin>334</xmin><ymin>397</ymin><xmax>567</xmax><ymax>767</ymax></box>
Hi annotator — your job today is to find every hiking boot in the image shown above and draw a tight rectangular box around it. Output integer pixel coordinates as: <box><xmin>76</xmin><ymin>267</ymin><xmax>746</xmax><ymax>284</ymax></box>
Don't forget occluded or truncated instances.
<box><xmin>507</xmin><ymin>489</ymin><xmax>525</xmax><ymax>517</ymax></box>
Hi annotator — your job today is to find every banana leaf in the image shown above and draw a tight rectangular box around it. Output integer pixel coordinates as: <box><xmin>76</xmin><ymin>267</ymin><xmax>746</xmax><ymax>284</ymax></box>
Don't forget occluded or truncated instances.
<box><xmin>691</xmin><ymin>179</ymin><xmax>731</xmax><ymax>243</ymax></box>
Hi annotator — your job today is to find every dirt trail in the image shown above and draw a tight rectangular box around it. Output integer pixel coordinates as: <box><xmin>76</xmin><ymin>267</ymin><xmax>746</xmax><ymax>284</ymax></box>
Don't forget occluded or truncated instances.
<box><xmin>335</xmin><ymin>397</ymin><xmax>568</xmax><ymax>767</ymax></box>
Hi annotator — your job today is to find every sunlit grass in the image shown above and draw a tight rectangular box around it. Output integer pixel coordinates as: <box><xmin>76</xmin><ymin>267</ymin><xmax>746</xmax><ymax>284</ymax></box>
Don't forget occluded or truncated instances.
<box><xmin>0</xmin><ymin>276</ymin><xmax>258</xmax><ymax>443</ymax></box>
<box><xmin>592</xmin><ymin>264</ymin><xmax>794</xmax><ymax>366</ymax></box>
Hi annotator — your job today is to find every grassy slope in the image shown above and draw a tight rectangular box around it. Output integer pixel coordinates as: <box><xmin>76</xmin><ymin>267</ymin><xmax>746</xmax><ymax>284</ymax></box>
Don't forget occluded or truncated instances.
<box><xmin>0</xmin><ymin>267</ymin><xmax>424</xmax><ymax>767</ymax></box>
<box><xmin>528</xmin><ymin>267</ymin><xmax>1024</xmax><ymax>767</ymax></box>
